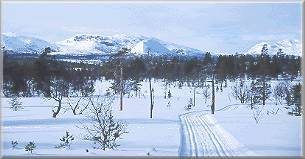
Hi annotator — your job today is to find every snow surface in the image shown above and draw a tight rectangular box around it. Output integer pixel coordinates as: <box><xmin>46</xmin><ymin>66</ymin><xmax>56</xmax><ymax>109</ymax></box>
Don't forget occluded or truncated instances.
<box><xmin>1</xmin><ymin>79</ymin><xmax>302</xmax><ymax>156</ymax></box>
<box><xmin>179</xmin><ymin>111</ymin><xmax>255</xmax><ymax>156</ymax></box>
<box><xmin>1</xmin><ymin>80</ymin><xmax>302</xmax><ymax>156</ymax></box>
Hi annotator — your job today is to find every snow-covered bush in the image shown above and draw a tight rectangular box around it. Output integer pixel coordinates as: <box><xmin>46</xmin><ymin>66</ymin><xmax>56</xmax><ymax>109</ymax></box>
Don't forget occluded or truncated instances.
<box><xmin>25</xmin><ymin>141</ymin><xmax>36</xmax><ymax>154</ymax></box>
<box><xmin>9</xmin><ymin>96</ymin><xmax>23</xmax><ymax>111</ymax></box>
<box><xmin>81</xmin><ymin>95</ymin><xmax>128</xmax><ymax>150</ymax></box>
<box><xmin>55</xmin><ymin>131</ymin><xmax>74</xmax><ymax>149</ymax></box>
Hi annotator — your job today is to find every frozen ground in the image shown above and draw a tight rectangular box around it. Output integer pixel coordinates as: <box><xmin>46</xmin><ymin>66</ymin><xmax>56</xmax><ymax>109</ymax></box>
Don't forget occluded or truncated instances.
<box><xmin>1</xmin><ymin>79</ymin><xmax>302</xmax><ymax>156</ymax></box>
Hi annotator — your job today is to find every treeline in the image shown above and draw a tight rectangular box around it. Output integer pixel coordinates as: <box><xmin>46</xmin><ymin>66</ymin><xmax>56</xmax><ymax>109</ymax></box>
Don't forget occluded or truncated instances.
<box><xmin>3</xmin><ymin>48</ymin><xmax>101</xmax><ymax>97</ymax></box>
<box><xmin>3</xmin><ymin>46</ymin><xmax>301</xmax><ymax>97</ymax></box>
<box><xmin>101</xmin><ymin>51</ymin><xmax>301</xmax><ymax>81</ymax></box>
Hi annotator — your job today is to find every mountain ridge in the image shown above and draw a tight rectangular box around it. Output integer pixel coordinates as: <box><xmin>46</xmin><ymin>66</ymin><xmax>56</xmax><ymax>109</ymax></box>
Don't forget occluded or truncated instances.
<box><xmin>246</xmin><ymin>40</ymin><xmax>301</xmax><ymax>56</ymax></box>
<box><xmin>1</xmin><ymin>33</ymin><xmax>302</xmax><ymax>57</ymax></box>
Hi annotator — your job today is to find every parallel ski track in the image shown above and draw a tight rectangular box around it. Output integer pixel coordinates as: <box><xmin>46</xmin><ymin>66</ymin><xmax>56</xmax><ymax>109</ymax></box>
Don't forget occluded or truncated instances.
<box><xmin>179</xmin><ymin>111</ymin><xmax>254</xmax><ymax>157</ymax></box>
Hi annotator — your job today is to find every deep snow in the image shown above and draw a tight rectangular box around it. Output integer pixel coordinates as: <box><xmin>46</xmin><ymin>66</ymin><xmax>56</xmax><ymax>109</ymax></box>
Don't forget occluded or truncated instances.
<box><xmin>1</xmin><ymin>79</ymin><xmax>302</xmax><ymax>156</ymax></box>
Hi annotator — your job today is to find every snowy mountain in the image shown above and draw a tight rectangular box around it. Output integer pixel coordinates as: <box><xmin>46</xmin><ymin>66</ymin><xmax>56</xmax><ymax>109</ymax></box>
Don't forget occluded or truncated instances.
<box><xmin>1</xmin><ymin>33</ymin><xmax>59</xmax><ymax>54</ymax></box>
<box><xmin>131</xmin><ymin>38</ymin><xmax>175</xmax><ymax>56</ymax></box>
<box><xmin>56</xmin><ymin>34</ymin><xmax>205</xmax><ymax>57</ymax></box>
<box><xmin>55</xmin><ymin>34</ymin><xmax>146</xmax><ymax>55</ymax></box>
<box><xmin>133</xmin><ymin>38</ymin><xmax>204</xmax><ymax>57</ymax></box>
<box><xmin>2</xmin><ymin>33</ymin><xmax>205</xmax><ymax>57</ymax></box>
<box><xmin>246</xmin><ymin>40</ymin><xmax>301</xmax><ymax>56</ymax></box>
<box><xmin>4</xmin><ymin>33</ymin><xmax>300</xmax><ymax>58</ymax></box>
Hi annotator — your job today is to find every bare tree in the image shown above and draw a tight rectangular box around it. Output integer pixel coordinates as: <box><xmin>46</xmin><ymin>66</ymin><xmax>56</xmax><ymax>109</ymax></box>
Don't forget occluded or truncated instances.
<box><xmin>273</xmin><ymin>81</ymin><xmax>290</xmax><ymax>105</ymax></box>
<box><xmin>67</xmin><ymin>81</ymin><xmax>94</xmax><ymax>115</ymax></box>
<box><xmin>252</xmin><ymin>105</ymin><xmax>264</xmax><ymax>124</ymax></box>
<box><xmin>67</xmin><ymin>97</ymin><xmax>90</xmax><ymax>115</ymax></box>
<box><xmin>210</xmin><ymin>75</ymin><xmax>216</xmax><ymax>114</ymax></box>
<box><xmin>147</xmin><ymin>48</ymin><xmax>155</xmax><ymax>118</ymax></box>
<box><xmin>81</xmin><ymin>95</ymin><xmax>127</xmax><ymax>150</ymax></box>
<box><xmin>231</xmin><ymin>79</ymin><xmax>250</xmax><ymax>104</ymax></box>
<box><xmin>110</xmin><ymin>48</ymin><xmax>130</xmax><ymax>111</ymax></box>
<box><xmin>149</xmin><ymin>78</ymin><xmax>154</xmax><ymax>118</ymax></box>
<box><xmin>202</xmin><ymin>85</ymin><xmax>210</xmax><ymax>103</ymax></box>
<box><xmin>49</xmin><ymin>79</ymin><xmax>69</xmax><ymax>118</ymax></box>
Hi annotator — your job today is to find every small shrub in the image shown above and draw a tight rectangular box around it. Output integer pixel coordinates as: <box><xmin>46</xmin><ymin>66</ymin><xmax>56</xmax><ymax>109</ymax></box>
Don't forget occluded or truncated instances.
<box><xmin>166</xmin><ymin>101</ymin><xmax>171</xmax><ymax>108</ymax></box>
<box><xmin>25</xmin><ymin>141</ymin><xmax>36</xmax><ymax>154</ymax></box>
<box><xmin>11</xmin><ymin>140</ymin><xmax>18</xmax><ymax>149</ymax></box>
<box><xmin>81</xmin><ymin>96</ymin><xmax>128</xmax><ymax>150</ymax></box>
<box><xmin>9</xmin><ymin>96</ymin><xmax>23</xmax><ymax>111</ymax></box>
<box><xmin>55</xmin><ymin>131</ymin><xmax>74</xmax><ymax>149</ymax></box>
<box><xmin>167</xmin><ymin>90</ymin><xmax>172</xmax><ymax>98</ymax></box>
<box><xmin>185</xmin><ymin>98</ymin><xmax>193</xmax><ymax>111</ymax></box>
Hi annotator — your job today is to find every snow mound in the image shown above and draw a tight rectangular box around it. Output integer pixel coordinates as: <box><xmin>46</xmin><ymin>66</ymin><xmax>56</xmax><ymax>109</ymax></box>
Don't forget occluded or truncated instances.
<box><xmin>246</xmin><ymin>40</ymin><xmax>301</xmax><ymax>56</ymax></box>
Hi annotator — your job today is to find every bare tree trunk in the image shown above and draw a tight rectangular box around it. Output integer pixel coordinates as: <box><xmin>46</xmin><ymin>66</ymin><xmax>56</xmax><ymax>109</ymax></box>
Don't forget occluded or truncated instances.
<box><xmin>262</xmin><ymin>78</ymin><xmax>266</xmax><ymax>105</ymax></box>
<box><xmin>53</xmin><ymin>99</ymin><xmax>62</xmax><ymax>118</ymax></box>
<box><xmin>193</xmin><ymin>87</ymin><xmax>196</xmax><ymax>107</ymax></box>
<box><xmin>149</xmin><ymin>77</ymin><xmax>153</xmax><ymax>118</ymax></box>
<box><xmin>120</xmin><ymin>61</ymin><xmax>123</xmax><ymax>111</ymax></box>
<box><xmin>211</xmin><ymin>76</ymin><xmax>215</xmax><ymax>114</ymax></box>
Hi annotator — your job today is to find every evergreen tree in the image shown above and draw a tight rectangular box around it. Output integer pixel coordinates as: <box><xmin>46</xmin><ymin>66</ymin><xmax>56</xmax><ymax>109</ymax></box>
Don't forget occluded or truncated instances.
<box><xmin>203</xmin><ymin>52</ymin><xmax>212</xmax><ymax>65</ymax></box>
<box><xmin>261</xmin><ymin>44</ymin><xmax>268</xmax><ymax>56</ymax></box>
<box><xmin>24</xmin><ymin>142</ymin><xmax>36</xmax><ymax>154</ymax></box>
<box><xmin>55</xmin><ymin>131</ymin><xmax>74</xmax><ymax>149</ymax></box>
<box><xmin>289</xmin><ymin>83</ymin><xmax>302</xmax><ymax>116</ymax></box>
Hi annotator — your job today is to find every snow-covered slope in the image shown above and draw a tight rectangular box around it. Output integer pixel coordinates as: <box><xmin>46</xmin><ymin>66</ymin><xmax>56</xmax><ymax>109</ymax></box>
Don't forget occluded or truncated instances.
<box><xmin>57</xmin><ymin>34</ymin><xmax>205</xmax><ymax>57</ymax></box>
<box><xmin>131</xmin><ymin>37</ymin><xmax>204</xmax><ymax>57</ymax></box>
<box><xmin>131</xmin><ymin>38</ymin><xmax>173</xmax><ymax>56</ymax></box>
<box><xmin>56</xmin><ymin>34</ymin><xmax>145</xmax><ymax>55</ymax></box>
<box><xmin>1</xmin><ymin>33</ymin><xmax>59</xmax><ymax>54</ymax></box>
<box><xmin>246</xmin><ymin>40</ymin><xmax>301</xmax><ymax>56</ymax></box>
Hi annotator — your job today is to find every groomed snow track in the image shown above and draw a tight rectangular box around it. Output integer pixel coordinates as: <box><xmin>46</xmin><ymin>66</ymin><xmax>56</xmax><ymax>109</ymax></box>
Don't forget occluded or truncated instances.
<box><xmin>179</xmin><ymin>111</ymin><xmax>255</xmax><ymax>157</ymax></box>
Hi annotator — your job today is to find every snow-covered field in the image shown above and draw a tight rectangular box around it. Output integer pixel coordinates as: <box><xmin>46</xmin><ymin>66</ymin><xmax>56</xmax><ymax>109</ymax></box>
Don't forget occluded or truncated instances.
<box><xmin>1</xmin><ymin>79</ymin><xmax>302</xmax><ymax>156</ymax></box>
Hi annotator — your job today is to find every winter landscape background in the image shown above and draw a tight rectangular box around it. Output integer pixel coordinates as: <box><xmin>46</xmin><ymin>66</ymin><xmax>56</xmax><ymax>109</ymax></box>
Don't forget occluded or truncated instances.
<box><xmin>1</xmin><ymin>1</ymin><xmax>303</xmax><ymax>157</ymax></box>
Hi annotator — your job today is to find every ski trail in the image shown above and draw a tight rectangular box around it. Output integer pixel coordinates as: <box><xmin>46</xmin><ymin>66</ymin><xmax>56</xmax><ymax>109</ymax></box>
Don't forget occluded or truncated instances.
<box><xmin>179</xmin><ymin>111</ymin><xmax>255</xmax><ymax>157</ymax></box>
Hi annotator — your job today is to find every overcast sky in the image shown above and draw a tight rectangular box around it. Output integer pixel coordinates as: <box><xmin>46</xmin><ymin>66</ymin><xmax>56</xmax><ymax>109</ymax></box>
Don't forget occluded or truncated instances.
<box><xmin>2</xmin><ymin>2</ymin><xmax>302</xmax><ymax>54</ymax></box>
